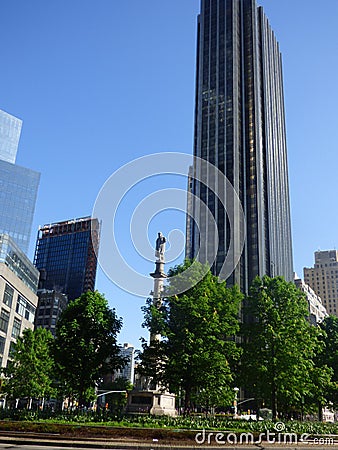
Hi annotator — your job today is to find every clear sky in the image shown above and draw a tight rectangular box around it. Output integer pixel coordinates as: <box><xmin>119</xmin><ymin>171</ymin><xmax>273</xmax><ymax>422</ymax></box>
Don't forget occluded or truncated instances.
<box><xmin>0</xmin><ymin>0</ymin><xmax>337</xmax><ymax>348</ymax></box>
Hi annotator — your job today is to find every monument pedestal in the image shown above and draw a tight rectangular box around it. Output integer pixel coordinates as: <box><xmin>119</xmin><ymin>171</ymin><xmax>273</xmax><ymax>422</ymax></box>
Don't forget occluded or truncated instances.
<box><xmin>126</xmin><ymin>389</ymin><xmax>177</xmax><ymax>416</ymax></box>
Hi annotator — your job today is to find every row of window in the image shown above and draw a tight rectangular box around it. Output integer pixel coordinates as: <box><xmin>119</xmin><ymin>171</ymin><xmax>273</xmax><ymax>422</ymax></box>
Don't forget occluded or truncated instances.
<box><xmin>314</xmin><ymin>263</ymin><xmax>338</xmax><ymax>268</ymax></box>
<box><xmin>38</xmin><ymin>307</ymin><xmax>59</xmax><ymax>317</ymax></box>
<box><xmin>39</xmin><ymin>297</ymin><xmax>60</xmax><ymax>306</ymax></box>
<box><xmin>35</xmin><ymin>318</ymin><xmax>56</xmax><ymax>326</ymax></box>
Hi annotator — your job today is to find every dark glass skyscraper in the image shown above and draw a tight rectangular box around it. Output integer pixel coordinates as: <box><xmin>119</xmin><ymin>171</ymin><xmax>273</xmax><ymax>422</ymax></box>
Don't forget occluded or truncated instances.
<box><xmin>186</xmin><ymin>0</ymin><xmax>293</xmax><ymax>292</ymax></box>
<box><xmin>34</xmin><ymin>217</ymin><xmax>99</xmax><ymax>301</ymax></box>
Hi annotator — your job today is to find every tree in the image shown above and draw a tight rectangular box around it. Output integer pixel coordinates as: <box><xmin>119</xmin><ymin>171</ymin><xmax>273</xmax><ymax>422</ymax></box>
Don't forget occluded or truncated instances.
<box><xmin>240</xmin><ymin>276</ymin><xmax>327</xmax><ymax>419</ymax></box>
<box><xmin>138</xmin><ymin>260</ymin><xmax>243</xmax><ymax>412</ymax></box>
<box><xmin>53</xmin><ymin>291</ymin><xmax>125</xmax><ymax>406</ymax></box>
<box><xmin>3</xmin><ymin>328</ymin><xmax>54</xmax><ymax>407</ymax></box>
<box><xmin>318</xmin><ymin>316</ymin><xmax>338</xmax><ymax>383</ymax></box>
<box><xmin>315</xmin><ymin>316</ymin><xmax>338</xmax><ymax>411</ymax></box>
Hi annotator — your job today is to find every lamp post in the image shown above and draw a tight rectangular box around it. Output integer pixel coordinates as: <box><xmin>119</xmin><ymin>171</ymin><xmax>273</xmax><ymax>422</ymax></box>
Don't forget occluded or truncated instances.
<box><xmin>233</xmin><ymin>387</ymin><xmax>239</xmax><ymax>417</ymax></box>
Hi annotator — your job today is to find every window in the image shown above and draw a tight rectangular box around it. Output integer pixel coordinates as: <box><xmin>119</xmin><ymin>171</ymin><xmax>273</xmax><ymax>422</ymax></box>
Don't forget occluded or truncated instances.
<box><xmin>11</xmin><ymin>318</ymin><xmax>21</xmax><ymax>339</ymax></box>
<box><xmin>16</xmin><ymin>296</ymin><xmax>36</xmax><ymax>323</ymax></box>
<box><xmin>3</xmin><ymin>284</ymin><xmax>14</xmax><ymax>308</ymax></box>
<box><xmin>0</xmin><ymin>309</ymin><xmax>10</xmax><ymax>334</ymax></box>
<box><xmin>8</xmin><ymin>341</ymin><xmax>16</xmax><ymax>359</ymax></box>
<box><xmin>0</xmin><ymin>336</ymin><xmax>5</xmax><ymax>354</ymax></box>
<box><xmin>16</xmin><ymin>296</ymin><xmax>25</xmax><ymax>316</ymax></box>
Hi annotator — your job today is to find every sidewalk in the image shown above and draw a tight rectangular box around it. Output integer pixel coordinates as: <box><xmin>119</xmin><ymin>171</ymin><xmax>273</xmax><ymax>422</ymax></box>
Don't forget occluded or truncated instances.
<box><xmin>0</xmin><ymin>430</ymin><xmax>196</xmax><ymax>449</ymax></box>
<box><xmin>0</xmin><ymin>431</ymin><xmax>338</xmax><ymax>450</ymax></box>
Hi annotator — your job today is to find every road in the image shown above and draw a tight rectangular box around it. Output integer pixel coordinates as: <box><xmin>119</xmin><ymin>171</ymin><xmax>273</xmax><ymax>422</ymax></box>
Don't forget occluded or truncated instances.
<box><xmin>0</xmin><ymin>446</ymin><xmax>119</xmax><ymax>450</ymax></box>
<box><xmin>0</xmin><ymin>445</ymin><xmax>338</xmax><ymax>450</ymax></box>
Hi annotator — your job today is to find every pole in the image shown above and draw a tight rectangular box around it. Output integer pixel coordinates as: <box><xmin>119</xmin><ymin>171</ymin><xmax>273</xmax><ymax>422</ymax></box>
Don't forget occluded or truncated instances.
<box><xmin>234</xmin><ymin>387</ymin><xmax>239</xmax><ymax>417</ymax></box>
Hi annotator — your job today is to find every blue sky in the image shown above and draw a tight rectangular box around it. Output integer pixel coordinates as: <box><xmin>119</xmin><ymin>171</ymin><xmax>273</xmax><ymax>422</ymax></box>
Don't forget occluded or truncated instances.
<box><xmin>0</xmin><ymin>0</ymin><xmax>337</xmax><ymax>347</ymax></box>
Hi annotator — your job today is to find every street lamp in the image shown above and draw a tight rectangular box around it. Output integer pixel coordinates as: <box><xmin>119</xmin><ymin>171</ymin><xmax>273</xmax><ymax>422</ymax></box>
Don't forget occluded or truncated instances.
<box><xmin>233</xmin><ymin>387</ymin><xmax>240</xmax><ymax>417</ymax></box>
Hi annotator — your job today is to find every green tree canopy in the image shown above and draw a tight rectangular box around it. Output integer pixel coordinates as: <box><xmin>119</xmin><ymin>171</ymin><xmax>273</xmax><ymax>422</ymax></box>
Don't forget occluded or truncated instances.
<box><xmin>240</xmin><ymin>276</ymin><xmax>328</xmax><ymax>419</ymax></box>
<box><xmin>138</xmin><ymin>260</ymin><xmax>243</xmax><ymax>412</ymax></box>
<box><xmin>316</xmin><ymin>315</ymin><xmax>338</xmax><ymax>409</ymax></box>
<box><xmin>53</xmin><ymin>291</ymin><xmax>125</xmax><ymax>406</ymax></box>
<box><xmin>3</xmin><ymin>327</ymin><xmax>54</xmax><ymax>404</ymax></box>
<box><xmin>319</xmin><ymin>316</ymin><xmax>338</xmax><ymax>381</ymax></box>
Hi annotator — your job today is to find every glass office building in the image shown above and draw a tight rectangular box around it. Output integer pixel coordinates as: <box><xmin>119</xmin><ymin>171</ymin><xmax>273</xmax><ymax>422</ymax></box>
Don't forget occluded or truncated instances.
<box><xmin>186</xmin><ymin>0</ymin><xmax>293</xmax><ymax>292</ymax></box>
<box><xmin>0</xmin><ymin>109</ymin><xmax>22</xmax><ymax>164</ymax></box>
<box><xmin>0</xmin><ymin>160</ymin><xmax>40</xmax><ymax>255</ymax></box>
<box><xmin>34</xmin><ymin>217</ymin><xmax>100</xmax><ymax>301</ymax></box>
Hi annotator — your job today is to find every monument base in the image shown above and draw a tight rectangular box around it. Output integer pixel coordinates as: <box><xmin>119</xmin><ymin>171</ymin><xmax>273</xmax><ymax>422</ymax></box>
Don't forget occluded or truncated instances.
<box><xmin>125</xmin><ymin>390</ymin><xmax>177</xmax><ymax>417</ymax></box>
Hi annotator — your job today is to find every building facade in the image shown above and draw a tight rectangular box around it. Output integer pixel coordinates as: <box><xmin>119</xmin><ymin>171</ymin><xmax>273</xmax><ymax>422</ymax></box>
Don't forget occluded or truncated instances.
<box><xmin>34</xmin><ymin>217</ymin><xmax>99</xmax><ymax>301</ymax></box>
<box><xmin>0</xmin><ymin>234</ymin><xmax>39</xmax><ymax>368</ymax></box>
<box><xmin>0</xmin><ymin>109</ymin><xmax>40</xmax><ymax>254</ymax></box>
<box><xmin>0</xmin><ymin>109</ymin><xmax>22</xmax><ymax>164</ymax></box>
<box><xmin>186</xmin><ymin>0</ymin><xmax>293</xmax><ymax>292</ymax></box>
<box><xmin>115</xmin><ymin>343</ymin><xmax>135</xmax><ymax>384</ymax></box>
<box><xmin>0</xmin><ymin>160</ymin><xmax>40</xmax><ymax>254</ymax></box>
<box><xmin>34</xmin><ymin>290</ymin><xmax>68</xmax><ymax>337</ymax></box>
<box><xmin>103</xmin><ymin>343</ymin><xmax>135</xmax><ymax>386</ymax></box>
<box><xmin>304</xmin><ymin>250</ymin><xmax>338</xmax><ymax>316</ymax></box>
<box><xmin>294</xmin><ymin>277</ymin><xmax>328</xmax><ymax>325</ymax></box>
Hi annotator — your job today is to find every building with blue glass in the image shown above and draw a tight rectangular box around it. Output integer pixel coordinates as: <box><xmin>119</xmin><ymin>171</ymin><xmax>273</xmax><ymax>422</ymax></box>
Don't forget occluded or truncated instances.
<box><xmin>0</xmin><ymin>160</ymin><xmax>40</xmax><ymax>254</ymax></box>
<box><xmin>0</xmin><ymin>109</ymin><xmax>22</xmax><ymax>164</ymax></box>
<box><xmin>0</xmin><ymin>109</ymin><xmax>40</xmax><ymax>255</ymax></box>
<box><xmin>34</xmin><ymin>217</ymin><xmax>100</xmax><ymax>301</ymax></box>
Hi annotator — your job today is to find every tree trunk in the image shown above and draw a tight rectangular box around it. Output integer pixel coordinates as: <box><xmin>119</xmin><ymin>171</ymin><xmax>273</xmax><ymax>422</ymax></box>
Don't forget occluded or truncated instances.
<box><xmin>78</xmin><ymin>379</ymin><xmax>86</xmax><ymax>409</ymax></box>
<box><xmin>271</xmin><ymin>388</ymin><xmax>277</xmax><ymax>420</ymax></box>
<box><xmin>184</xmin><ymin>386</ymin><xmax>191</xmax><ymax>415</ymax></box>
<box><xmin>271</xmin><ymin>344</ymin><xmax>277</xmax><ymax>419</ymax></box>
<box><xmin>318</xmin><ymin>402</ymin><xmax>323</xmax><ymax>422</ymax></box>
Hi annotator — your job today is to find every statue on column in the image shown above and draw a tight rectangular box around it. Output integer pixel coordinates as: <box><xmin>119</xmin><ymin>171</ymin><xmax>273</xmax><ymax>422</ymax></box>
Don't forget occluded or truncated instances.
<box><xmin>155</xmin><ymin>232</ymin><xmax>166</xmax><ymax>262</ymax></box>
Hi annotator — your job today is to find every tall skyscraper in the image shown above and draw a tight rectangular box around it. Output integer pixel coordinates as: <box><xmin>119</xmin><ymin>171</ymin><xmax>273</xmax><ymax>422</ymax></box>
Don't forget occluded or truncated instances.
<box><xmin>0</xmin><ymin>161</ymin><xmax>40</xmax><ymax>254</ymax></box>
<box><xmin>0</xmin><ymin>109</ymin><xmax>22</xmax><ymax>164</ymax></box>
<box><xmin>186</xmin><ymin>0</ymin><xmax>293</xmax><ymax>292</ymax></box>
<box><xmin>0</xmin><ymin>109</ymin><xmax>40</xmax><ymax>254</ymax></box>
<box><xmin>34</xmin><ymin>217</ymin><xmax>99</xmax><ymax>301</ymax></box>
<box><xmin>304</xmin><ymin>250</ymin><xmax>338</xmax><ymax>316</ymax></box>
